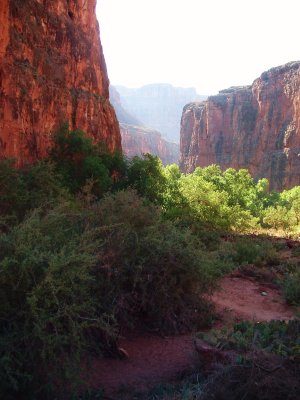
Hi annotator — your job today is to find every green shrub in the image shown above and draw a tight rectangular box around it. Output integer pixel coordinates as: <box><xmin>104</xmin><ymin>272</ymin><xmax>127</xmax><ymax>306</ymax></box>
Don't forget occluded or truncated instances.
<box><xmin>0</xmin><ymin>190</ymin><xmax>218</xmax><ymax>398</ymax></box>
<box><xmin>85</xmin><ymin>190</ymin><xmax>217</xmax><ymax>332</ymax></box>
<box><xmin>0</xmin><ymin>159</ymin><xmax>69</xmax><ymax>227</ymax></box>
<box><xmin>283</xmin><ymin>271</ymin><xmax>300</xmax><ymax>305</ymax></box>
<box><xmin>231</xmin><ymin>237</ymin><xmax>279</xmax><ymax>266</ymax></box>
<box><xmin>49</xmin><ymin>124</ymin><xmax>126</xmax><ymax>196</ymax></box>
<box><xmin>263</xmin><ymin>206</ymin><xmax>294</xmax><ymax>230</ymax></box>
<box><xmin>0</xmin><ymin>203</ymin><xmax>118</xmax><ymax>398</ymax></box>
<box><xmin>125</xmin><ymin>154</ymin><xmax>167</xmax><ymax>205</ymax></box>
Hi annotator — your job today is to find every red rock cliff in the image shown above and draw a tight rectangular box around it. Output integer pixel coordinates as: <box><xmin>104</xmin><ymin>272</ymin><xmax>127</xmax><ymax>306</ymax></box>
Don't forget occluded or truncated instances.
<box><xmin>120</xmin><ymin>124</ymin><xmax>179</xmax><ymax>165</ymax></box>
<box><xmin>180</xmin><ymin>62</ymin><xmax>300</xmax><ymax>190</ymax></box>
<box><xmin>0</xmin><ymin>0</ymin><xmax>121</xmax><ymax>164</ymax></box>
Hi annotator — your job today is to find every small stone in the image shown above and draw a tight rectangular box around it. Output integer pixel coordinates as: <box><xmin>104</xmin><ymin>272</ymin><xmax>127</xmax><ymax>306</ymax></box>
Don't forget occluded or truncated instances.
<box><xmin>261</xmin><ymin>291</ymin><xmax>267</xmax><ymax>296</ymax></box>
<box><xmin>118</xmin><ymin>347</ymin><xmax>129</xmax><ymax>359</ymax></box>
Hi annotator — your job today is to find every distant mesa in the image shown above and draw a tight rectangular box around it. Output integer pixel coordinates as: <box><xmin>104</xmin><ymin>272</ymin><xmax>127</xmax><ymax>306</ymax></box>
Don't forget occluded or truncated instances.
<box><xmin>110</xmin><ymin>85</ymin><xmax>179</xmax><ymax>165</ymax></box>
<box><xmin>180</xmin><ymin>61</ymin><xmax>300</xmax><ymax>190</ymax></box>
<box><xmin>0</xmin><ymin>0</ymin><xmax>121</xmax><ymax>164</ymax></box>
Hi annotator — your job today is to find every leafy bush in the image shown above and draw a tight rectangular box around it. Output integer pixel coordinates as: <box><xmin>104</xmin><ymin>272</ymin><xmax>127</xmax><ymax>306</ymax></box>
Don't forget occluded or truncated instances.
<box><xmin>125</xmin><ymin>154</ymin><xmax>167</xmax><ymax>205</ymax></box>
<box><xmin>231</xmin><ymin>236</ymin><xmax>279</xmax><ymax>267</ymax></box>
<box><xmin>84</xmin><ymin>190</ymin><xmax>217</xmax><ymax>332</ymax></box>
<box><xmin>263</xmin><ymin>205</ymin><xmax>294</xmax><ymax>230</ymax></box>
<box><xmin>0</xmin><ymin>203</ymin><xmax>117</xmax><ymax>399</ymax></box>
<box><xmin>0</xmin><ymin>190</ymin><xmax>218</xmax><ymax>398</ymax></box>
<box><xmin>178</xmin><ymin>170</ymin><xmax>259</xmax><ymax>231</ymax></box>
<box><xmin>283</xmin><ymin>270</ymin><xmax>300</xmax><ymax>305</ymax></box>
<box><xmin>0</xmin><ymin>159</ymin><xmax>68</xmax><ymax>227</ymax></box>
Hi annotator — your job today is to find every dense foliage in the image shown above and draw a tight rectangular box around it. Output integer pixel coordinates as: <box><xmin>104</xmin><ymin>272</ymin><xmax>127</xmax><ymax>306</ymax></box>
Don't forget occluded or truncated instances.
<box><xmin>0</xmin><ymin>126</ymin><xmax>299</xmax><ymax>398</ymax></box>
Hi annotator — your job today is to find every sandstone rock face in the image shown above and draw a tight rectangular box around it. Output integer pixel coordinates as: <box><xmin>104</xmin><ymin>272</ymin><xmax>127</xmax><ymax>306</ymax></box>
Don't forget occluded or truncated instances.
<box><xmin>180</xmin><ymin>62</ymin><xmax>300</xmax><ymax>190</ymax></box>
<box><xmin>120</xmin><ymin>124</ymin><xmax>179</xmax><ymax>165</ymax></box>
<box><xmin>115</xmin><ymin>84</ymin><xmax>206</xmax><ymax>143</ymax></box>
<box><xmin>0</xmin><ymin>0</ymin><xmax>121</xmax><ymax>164</ymax></box>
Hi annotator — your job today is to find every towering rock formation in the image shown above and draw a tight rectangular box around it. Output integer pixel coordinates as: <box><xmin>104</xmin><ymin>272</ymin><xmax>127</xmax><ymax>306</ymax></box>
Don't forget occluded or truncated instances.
<box><xmin>0</xmin><ymin>0</ymin><xmax>121</xmax><ymax>164</ymax></box>
<box><xmin>110</xmin><ymin>86</ymin><xmax>179</xmax><ymax>165</ymax></box>
<box><xmin>116</xmin><ymin>84</ymin><xmax>206</xmax><ymax>143</ymax></box>
<box><xmin>180</xmin><ymin>62</ymin><xmax>300</xmax><ymax>190</ymax></box>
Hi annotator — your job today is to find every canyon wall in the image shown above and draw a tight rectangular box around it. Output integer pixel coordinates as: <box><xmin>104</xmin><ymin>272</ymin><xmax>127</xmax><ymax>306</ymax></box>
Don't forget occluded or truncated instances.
<box><xmin>115</xmin><ymin>84</ymin><xmax>206</xmax><ymax>143</ymax></box>
<box><xmin>0</xmin><ymin>0</ymin><xmax>121</xmax><ymax>164</ymax></box>
<box><xmin>180</xmin><ymin>62</ymin><xmax>300</xmax><ymax>190</ymax></box>
<box><xmin>121</xmin><ymin>124</ymin><xmax>179</xmax><ymax>165</ymax></box>
<box><xmin>109</xmin><ymin>86</ymin><xmax>179</xmax><ymax>165</ymax></box>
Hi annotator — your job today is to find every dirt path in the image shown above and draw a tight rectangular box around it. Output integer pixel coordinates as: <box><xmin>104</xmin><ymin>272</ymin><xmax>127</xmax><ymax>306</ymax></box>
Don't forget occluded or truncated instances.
<box><xmin>87</xmin><ymin>273</ymin><xmax>297</xmax><ymax>398</ymax></box>
<box><xmin>211</xmin><ymin>273</ymin><xmax>295</xmax><ymax>325</ymax></box>
<box><xmin>88</xmin><ymin>335</ymin><xmax>199</xmax><ymax>397</ymax></box>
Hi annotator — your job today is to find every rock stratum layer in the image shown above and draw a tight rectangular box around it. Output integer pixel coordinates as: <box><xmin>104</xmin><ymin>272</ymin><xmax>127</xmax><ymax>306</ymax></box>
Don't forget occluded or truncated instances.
<box><xmin>0</xmin><ymin>0</ymin><xmax>121</xmax><ymax>164</ymax></box>
<box><xmin>180</xmin><ymin>62</ymin><xmax>300</xmax><ymax>190</ymax></box>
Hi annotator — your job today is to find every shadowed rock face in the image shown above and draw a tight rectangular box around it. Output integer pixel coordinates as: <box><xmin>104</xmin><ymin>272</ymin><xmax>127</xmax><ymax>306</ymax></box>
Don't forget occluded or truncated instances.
<box><xmin>180</xmin><ymin>62</ymin><xmax>300</xmax><ymax>190</ymax></box>
<box><xmin>0</xmin><ymin>0</ymin><xmax>121</xmax><ymax>164</ymax></box>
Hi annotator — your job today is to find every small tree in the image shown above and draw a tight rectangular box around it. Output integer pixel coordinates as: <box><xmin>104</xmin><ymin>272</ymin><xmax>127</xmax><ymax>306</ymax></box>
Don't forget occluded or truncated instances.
<box><xmin>126</xmin><ymin>153</ymin><xmax>167</xmax><ymax>205</ymax></box>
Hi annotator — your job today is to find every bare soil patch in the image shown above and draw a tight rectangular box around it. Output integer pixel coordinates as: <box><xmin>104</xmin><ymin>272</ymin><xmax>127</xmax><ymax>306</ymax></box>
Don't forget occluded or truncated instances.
<box><xmin>88</xmin><ymin>334</ymin><xmax>199</xmax><ymax>397</ymax></box>
<box><xmin>211</xmin><ymin>272</ymin><xmax>295</xmax><ymax>325</ymax></box>
<box><xmin>86</xmin><ymin>272</ymin><xmax>297</xmax><ymax>397</ymax></box>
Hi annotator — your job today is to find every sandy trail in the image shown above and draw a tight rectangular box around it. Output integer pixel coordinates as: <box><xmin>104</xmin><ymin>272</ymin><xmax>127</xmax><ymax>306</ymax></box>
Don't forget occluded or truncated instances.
<box><xmin>211</xmin><ymin>273</ymin><xmax>295</xmax><ymax>324</ymax></box>
<box><xmin>87</xmin><ymin>273</ymin><xmax>297</xmax><ymax>397</ymax></box>
<box><xmin>88</xmin><ymin>335</ymin><xmax>198</xmax><ymax>396</ymax></box>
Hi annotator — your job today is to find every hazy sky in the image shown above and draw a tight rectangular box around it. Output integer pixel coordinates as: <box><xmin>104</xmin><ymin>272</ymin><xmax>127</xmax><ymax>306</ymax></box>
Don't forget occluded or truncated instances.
<box><xmin>96</xmin><ymin>0</ymin><xmax>300</xmax><ymax>95</ymax></box>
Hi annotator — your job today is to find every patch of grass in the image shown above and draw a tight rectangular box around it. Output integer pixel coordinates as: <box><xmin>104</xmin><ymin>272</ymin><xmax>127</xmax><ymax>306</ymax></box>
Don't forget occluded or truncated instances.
<box><xmin>283</xmin><ymin>271</ymin><xmax>300</xmax><ymax>305</ymax></box>
<box><xmin>200</xmin><ymin>354</ymin><xmax>300</xmax><ymax>400</ymax></box>
<box><xmin>198</xmin><ymin>320</ymin><xmax>300</xmax><ymax>358</ymax></box>
<box><xmin>232</xmin><ymin>236</ymin><xmax>280</xmax><ymax>267</ymax></box>
<box><xmin>275</xmin><ymin>259</ymin><xmax>299</xmax><ymax>274</ymax></box>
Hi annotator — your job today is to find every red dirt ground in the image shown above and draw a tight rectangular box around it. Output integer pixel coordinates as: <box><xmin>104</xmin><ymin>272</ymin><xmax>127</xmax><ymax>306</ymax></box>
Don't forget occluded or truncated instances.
<box><xmin>87</xmin><ymin>273</ymin><xmax>297</xmax><ymax>398</ymax></box>
<box><xmin>88</xmin><ymin>335</ymin><xmax>199</xmax><ymax>397</ymax></box>
<box><xmin>211</xmin><ymin>273</ymin><xmax>296</xmax><ymax>325</ymax></box>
